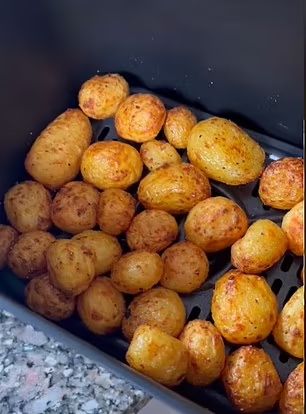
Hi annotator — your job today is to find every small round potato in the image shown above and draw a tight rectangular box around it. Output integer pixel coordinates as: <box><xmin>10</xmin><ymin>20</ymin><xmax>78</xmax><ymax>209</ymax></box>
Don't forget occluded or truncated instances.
<box><xmin>164</xmin><ymin>106</ymin><xmax>197</xmax><ymax>149</ymax></box>
<box><xmin>160</xmin><ymin>241</ymin><xmax>209</xmax><ymax>293</ymax></box>
<box><xmin>279</xmin><ymin>362</ymin><xmax>304</xmax><ymax>414</ymax></box>
<box><xmin>81</xmin><ymin>141</ymin><xmax>143</xmax><ymax>190</ymax></box>
<box><xmin>179</xmin><ymin>320</ymin><xmax>225</xmax><ymax>386</ymax></box>
<box><xmin>126</xmin><ymin>325</ymin><xmax>188</xmax><ymax>386</ymax></box>
<box><xmin>282</xmin><ymin>201</ymin><xmax>304</xmax><ymax>256</ymax></box>
<box><xmin>122</xmin><ymin>287</ymin><xmax>186</xmax><ymax>341</ymax></box>
<box><xmin>231</xmin><ymin>219</ymin><xmax>288</xmax><ymax>274</ymax></box>
<box><xmin>47</xmin><ymin>239</ymin><xmax>95</xmax><ymax>296</ymax></box>
<box><xmin>78</xmin><ymin>74</ymin><xmax>129</xmax><ymax>119</ymax></box>
<box><xmin>115</xmin><ymin>94</ymin><xmax>166</xmax><ymax>143</ymax></box>
<box><xmin>138</xmin><ymin>163</ymin><xmax>211</xmax><ymax>214</ymax></box>
<box><xmin>211</xmin><ymin>270</ymin><xmax>278</xmax><ymax>344</ymax></box>
<box><xmin>0</xmin><ymin>225</ymin><xmax>18</xmax><ymax>270</ymax></box>
<box><xmin>4</xmin><ymin>181</ymin><xmax>52</xmax><ymax>233</ymax></box>
<box><xmin>140</xmin><ymin>139</ymin><xmax>181</xmax><ymax>171</ymax></box>
<box><xmin>259</xmin><ymin>157</ymin><xmax>304</xmax><ymax>210</ymax></box>
<box><xmin>111</xmin><ymin>251</ymin><xmax>163</xmax><ymax>294</ymax></box>
<box><xmin>187</xmin><ymin>117</ymin><xmax>265</xmax><ymax>185</ymax></box>
<box><xmin>222</xmin><ymin>346</ymin><xmax>282</xmax><ymax>413</ymax></box>
<box><xmin>184</xmin><ymin>197</ymin><xmax>248</xmax><ymax>253</ymax></box>
<box><xmin>97</xmin><ymin>189</ymin><xmax>136</xmax><ymax>236</ymax></box>
<box><xmin>25</xmin><ymin>273</ymin><xmax>75</xmax><ymax>321</ymax></box>
<box><xmin>273</xmin><ymin>286</ymin><xmax>304</xmax><ymax>359</ymax></box>
<box><xmin>126</xmin><ymin>210</ymin><xmax>178</xmax><ymax>253</ymax></box>
<box><xmin>77</xmin><ymin>277</ymin><xmax>125</xmax><ymax>334</ymax></box>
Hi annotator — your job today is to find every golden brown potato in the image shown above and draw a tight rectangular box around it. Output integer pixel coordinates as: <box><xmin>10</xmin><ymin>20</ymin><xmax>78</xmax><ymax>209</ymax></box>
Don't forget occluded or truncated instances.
<box><xmin>231</xmin><ymin>219</ymin><xmax>288</xmax><ymax>274</ymax></box>
<box><xmin>25</xmin><ymin>109</ymin><xmax>92</xmax><ymax>189</ymax></box>
<box><xmin>164</xmin><ymin>106</ymin><xmax>197</xmax><ymax>149</ymax></box>
<box><xmin>0</xmin><ymin>225</ymin><xmax>18</xmax><ymax>270</ymax></box>
<box><xmin>25</xmin><ymin>273</ymin><xmax>75</xmax><ymax>321</ymax></box>
<box><xmin>97</xmin><ymin>189</ymin><xmax>136</xmax><ymax>236</ymax></box>
<box><xmin>273</xmin><ymin>286</ymin><xmax>304</xmax><ymax>359</ymax></box>
<box><xmin>77</xmin><ymin>277</ymin><xmax>125</xmax><ymax>334</ymax></box>
<box><xmin>4</xmin><ymin>181</ymin><xmax>52</xmax><ymax>233</ymax></box>
<box><xmin>47</xmin><ymin>239</ymin><xmax>95</xmax><ymax>296</ymax></box>
<box><xmin>259</xmin><ymin>158</ymin><xmax>304</xmax><ymax>210</ymax></box>
<box><xmin>111</xmin><ymin>251</ymin><xmax>163</xmax><ymax>294</ymax></box>
<box><xmin>160</xmin><ymin>241</ymin><xmax>209</xmax><ymax>293</ymax></box>
<box><xmin>126</xmin><ymin>209</ymin><xmax>178</xmax><ymax>253</ymax></box>
<box><xmin>81</xmin><ymin>141</ymin><xmax>143</xmax><ymax>190</ymax></box>
<box><xmin>187</xmin><ymin>117</ymin><xmax>265</xmax><ymax>185</ymax></box>
<box><xmin>222</xmin><ymin>346</ymin><xmax>282</xmax><ymax>413</ymax></box>
<box><xmin>140</xmin><ymin>139</ymin><xmax>181</xmax><ymax>171</ymax></box>
<box><xmin>115</xmin><ymin>94</ymin><xmax>166</xmax><ymax>143</ymax></box>
<box><xmin>78</xmin><ymin>74</ymin><xmax>129</xmax><ymax>119</ymax></box>
<box><xmin>126</xmin><ymin>325</ymin><xmax>188</xmax><ymax>386</ymax></box>
<box><xmin>122</xmin><ymin>287</ymin><xmax>186</xmax><ymax>341</ymax></box>
<box><xmin>282</xmin><ymin>201</ymin><xmax>304</xmax><ymax>256</ymax></box>
<box><xmin>8</xmin><ymin>231</ymin><xmax>55</xmax><ymax>279</ymax></box>
<box><xmin>138</xmin><ymin>163</ymin><xmax>211</xmax><ymax>214</ymax></box>
<box><xmin>211</xmin><ymin>270</ymin><xmax>278</xmax><ymax>344</ymax></box>
<box><xmin>184</xmin><ymin>197</ymin><xmax>248</xmax><ymax>253</ymax></box>
<box><xmin>73</xmin><ymin>230</ymin><xmax>122</xmax><ymax>276</ymax></box>
<box><xmin>51</xmin><ymin>181</ymin><xmax>99</xmax><ymax>234</ymax></box>
<box><xmin>280</xmin><ymin>362</ymin><xmax>304</xmax><ymax>414</ymax></box>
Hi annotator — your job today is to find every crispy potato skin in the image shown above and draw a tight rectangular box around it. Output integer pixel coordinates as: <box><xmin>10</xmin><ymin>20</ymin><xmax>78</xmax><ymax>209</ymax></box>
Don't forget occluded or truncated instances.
<box><xmin>81</xmin><ymin>141</ymin><xmax>143</xmax><ymax>190</ymax></box>
<box><xmin>164</xmin><ymin>106</ymin><xmax>197</xmax><ymax>149</ymax></box>
<box><xmin>126</xmin><ymin>325</ymin><xmax>188</xmax><ymax>386</ymax></box>
<box><xmin>273</xmin><ymin>286</ymin><xmax>304</xmax><ymax>359</ymax></box>
<box><xmin>77</xmin><ymin>277</ymin><xmax>125</xmax><ymax>334</ymax></box>
<box><xmin>231</xmin><ymin>219</ymin><xmax>288</xmax><ymax>274</ymax></box>
<box><xmin>211</xmin><ymin>270</ymin><xmax>278</xmax><ymax>344</ymax></box>
<box><xmin>78</xmin><ymin>74</ymin><xmax>129</xmax><ymax>119</ymax></box>
<box><xmin>185</xmin><ymin>196</ymin><xmax>248</xmax><ymax>253</ymax></box>
<box><xmin>279</xmin><ymin>362</ymin><xmax>304</xmax><ymax>414</ymax></box>
<box><xmin>222</xmin><ymin>346</ymin><xmax>282</xmax><ymax>413</ymax></box>
<box><xmin>25</xmin><ymin>109</ymin><xmax>92</xmax><ymax>189</ymax></box>
<box><xmin>122</xmin><ymin>287</ymin><xmax>186</xmax><ymax>341</ymax></box>
<box><xmin>259</xmin><ymin>158</ymin><xmax>304</xmax><ymax>210</ymax></box>
<box><xmin>160</xmin><ymin>241</ymin><xmax>209</xmax><ymax>293</ymax></box>
<box><xmin>138</xmin><ymin>163</ymin><xmax>211</xmax><ymax>214</ymax></box>
<box><xmin>26</xmin><ymin>273</ymin><xmax>75</xmax><ymax>321</ymax></box>
<box><xmin>0</xmin><ymin>225</ymin><xmax>18</xmax><ymax>270</ymax></box>
<box><xmin>180</xmin><ymin>320</ymin><xmax>225</xmax><ymax>386</ymax></box>
<box><xmin>282</xmin><ymin>201</ymin><xmax>304</xmax><ymax>256</ymax></box>
<box><xmin>187</xmin><ymin>117</ymin><xmax>265</xmax><ymax>185</ymax></box>
<box><xmin>115</xmin><ymin>94</ymin><xmax>166</xmax><ymax>143</ymax></box>
<box><xmin>140</xmin><ymin>139</ymin><xmax>181</xmax><ymax>171</ymax></box>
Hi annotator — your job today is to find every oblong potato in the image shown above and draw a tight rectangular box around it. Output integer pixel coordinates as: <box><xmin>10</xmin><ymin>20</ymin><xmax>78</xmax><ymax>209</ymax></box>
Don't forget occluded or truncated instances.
<box><xmin>25</xmin><ymin>109</ymin><xmax>92</xmax><ymax>189</ymax></box>
<box><xmin>126</xmin><ymin>325</ymin><xmax>188</xmax><ymax>386</ymax></box>
<box><xmin>138</xmin><ymin>163</ymin><xmax>211</xmax><ymax>214</ymax></box>
<box><xmin>0</xmin><ymin>225</ymin><xmax>18</xmax><ymax>270</ymax></box>
<box><xmin>231</xmin><ymin>219</ymin><xmax>288</xmax><ymax>274</ymax></box>
<box><xmin>279</xmin><ymin>362</ymin><xmax>304</xmax><ymax>414</ymax></box>
<box><xmin>187</xmin><ymin>117</ymin><xmax>265</xmax><ymax>185</ymax></box>
<box><xmin>140</xmin><ymin>139</ymin><xmax>181</xmax><ymax>171</ymax></box>
<box><xmin>164</xmin><ymin>106</ymin><xmax>197</xmax><ymax>149</ymax></box>
<box><xmin>282</xmin><ymin>201</ymin><xmax>304</xmax><ymax>256</ymax></box>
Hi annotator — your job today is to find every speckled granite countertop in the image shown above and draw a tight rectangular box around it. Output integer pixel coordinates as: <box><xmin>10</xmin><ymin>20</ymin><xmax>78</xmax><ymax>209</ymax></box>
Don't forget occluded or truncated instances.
<box><xmin>0</xmin><ymin>310</ymin><xmax>149</xmax><ymax>414</ymax></box>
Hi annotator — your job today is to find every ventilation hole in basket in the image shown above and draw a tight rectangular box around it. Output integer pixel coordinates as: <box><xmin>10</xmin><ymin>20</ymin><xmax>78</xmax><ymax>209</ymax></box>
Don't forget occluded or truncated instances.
<box><xmin>187</xmin><ymin>306</ymin><xmax>201</xmax><ymax>322</ymax></box>
<box><xmin>97</xmin><ymin>126</ymin><xmax>110</xmax><ymax>140</ymax></box>
<box><xmin>262</xmin><ymin>204</ymin><xmax>271</xmax><ymax>210</ymax></box>
<box><xmin>271</xmin><ymin>278</ymin><xmax>283</xmax><ymax>295</ymax></box>
<box><xmin>251</xmin><ymin>181</ymin><xmax>260</xmax><ymax>198</ymax></box>
<box><xmin>206</xmin><ymin>311</ymin><xmax>213</xmax><ymax>322</ymax></box>
<box><xmin>283</xmin><ymin>286</ymin><xmax>298</xmax><ymax>306</ymax></box>
<box><xmin>266</xmin><ymin>335</ymin><xmax>274</xmax><ymax>345</ymax></box>
<box><xmin>279</xmin><ymin>351</ymin><xmax>289</xmax><ymax>363</ymax></box>
<box><xmin>280</xmin><ymin>254</ymin><xmax>294</xmax><ymax>272</ymax></box>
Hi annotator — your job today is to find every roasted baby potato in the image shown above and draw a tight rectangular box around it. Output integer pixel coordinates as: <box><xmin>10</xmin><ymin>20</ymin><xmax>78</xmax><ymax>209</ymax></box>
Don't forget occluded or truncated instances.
<box><xmin>4</xmin><ymin>181</ymin><xmax>52</xmax><ymax>233</ymax></box>
<box><xmin>259</xmin><ymin>157</ymin><xmax>304</xmax><ymax>210</ymax></box>
<box><xmin>211</xmin><ymin>270</ymin><xmax>278</xmax><ymax>344</ymax></box>
<box><xmin>97</xmin><ymin>189</ymin><xmax>136</xmax><ymax>236</ymax></box>
<box><xmin>187</xmin><ymin>117</ymin><xmax>265</xmax><ymax>185</ymax></box>
<box><xmin>78</xmin><ymin>74</ymin><xmax>129</xmax><ymax>119</ymax></box>
<box><xmin>77</xmin><ymin>277</ymin><xmax>125</xmax><ymax>334</ymax></box>
<box><xmin>164</xmin><ymin>106</ymin><xmax>197</xmax><ymax>149</ymax></box>
<box><xmin>184</xmin><ymin>196</ymin><xmax>248</xmax><ymax>253</ymax></box>
<box><xmin>111</xmin><ymin>251</ymin><xmax>163</xmax><ymax>294</ymax></box>
<box><xmin>231</xmin><ymin>219</ymin><xmax>288</xmax><ymax>274</ymax></box>
<box><xmin>160</xmin><ymin>241</ymin><xmax>209</xmax><ymax>293</ymax></box>
<box><xmin>180</xmin><ymin>320</ymin><xmax>225</xmax><ymax>386</ymax></box>
<box><xmin>273</xmin><ymin>286</ymin><xmax>304</xmax><ymax>359</ymax></box>
<box><xmin>25</xmin><ymin>273</ymin><xmax>75</xmax><ymax>321</ymax></box>
<box><xmin>282</xmin><ymin>201</ymin><xmax>304</xmax><ymax>256</ymax></box>
<box><xmin>140</xmin><ymin>139</ymin><xmax>181</xmax><ymax>171</ymax></box>
<box><xmin>0</xmin><ymin>225</ymin><xmax>18</xmax><ymax>270</ymax></box>
<box><xmin>138</xmin><ymin>163</ymin><xmax>211</xmax><ymax>214</ymax></box>
<box><xmin>115</xmin><ymin>94</ymin><xmax>166</xmax><ymax>143</ymax></box>
<box><xmin>25</xmin><ymin>109</ymin><xmax>92</xmax><ymax>189</ymax></box>
<box><xmin>126</xmin><ymin>209</ymin><xmax>178</xmax><ymax>253</ymax></box>
<box><xmin>122</xmin><ymin>287</ymin><xmax>186</xmax><ymax>341</ymax></box>
<box><xmin>279</xmin><ymin>362</ymin><xmax>304</xmax><ymax>414</ymax></box>
<box><xmin>126</xmin><ymin>325</ymin><xmax>188</xmax><ymax>386</ymax></box>
<box><xmin>81</xmin><ymin>141</ymin><xmax>143</xmax><ymax>190</ymax></box>
<box><xmin>222</xmin><ymin>346</ymin><xmax>282</xmax><ymax>413</ymax></box>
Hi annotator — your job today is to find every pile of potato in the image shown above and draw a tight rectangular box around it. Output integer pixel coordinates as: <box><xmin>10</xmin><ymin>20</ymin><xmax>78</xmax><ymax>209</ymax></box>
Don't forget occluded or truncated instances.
<box><xmin>0</xmin><ymin>73</ymin><xmax>304</xmax><ymax>413</ymax></box>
